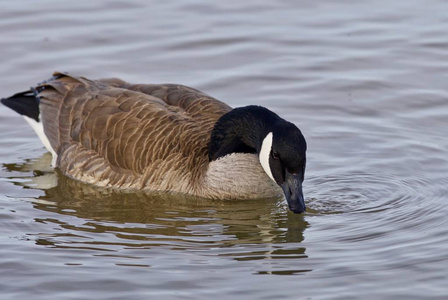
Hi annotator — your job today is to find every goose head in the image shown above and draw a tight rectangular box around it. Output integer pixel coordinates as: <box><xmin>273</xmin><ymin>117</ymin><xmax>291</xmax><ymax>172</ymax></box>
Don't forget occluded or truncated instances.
<box><xmin>259</xmin><ymin>122</ymin><xmax>307</xmax><ymax>214</ymax></box>
<box><xmin>209</xmin><ymin>105</ymin><xmax>307</xmax><ymax>213</ymax></box>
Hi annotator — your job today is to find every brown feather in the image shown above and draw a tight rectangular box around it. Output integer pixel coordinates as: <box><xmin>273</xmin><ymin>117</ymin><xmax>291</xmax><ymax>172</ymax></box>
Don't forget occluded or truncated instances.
<box><xmin>38</xmin><ymin>72</ymin><xmax>232</xmax><ymax>195</ymax></box>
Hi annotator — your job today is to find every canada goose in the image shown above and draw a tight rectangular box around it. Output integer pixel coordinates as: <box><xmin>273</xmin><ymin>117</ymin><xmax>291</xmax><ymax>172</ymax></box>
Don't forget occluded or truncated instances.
<box><xmin>1</xmin><ymin>72</ymin><xmax>307</xmax><ymax>213</ymax></box>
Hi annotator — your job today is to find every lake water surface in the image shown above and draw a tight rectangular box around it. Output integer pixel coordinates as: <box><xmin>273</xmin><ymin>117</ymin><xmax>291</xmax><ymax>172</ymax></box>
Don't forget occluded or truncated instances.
<box><xmin>1</xmin><ymin>1</ymin><xmax>448</xmax><ymax>299</ymax></box>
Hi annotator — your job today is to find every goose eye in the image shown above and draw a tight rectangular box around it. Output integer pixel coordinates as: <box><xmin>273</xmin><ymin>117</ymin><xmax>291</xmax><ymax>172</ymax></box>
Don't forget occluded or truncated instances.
<box><xmin>272</xmin><ymin>150</ymin><xmax>279</xmax><ymax>160</ymax></box>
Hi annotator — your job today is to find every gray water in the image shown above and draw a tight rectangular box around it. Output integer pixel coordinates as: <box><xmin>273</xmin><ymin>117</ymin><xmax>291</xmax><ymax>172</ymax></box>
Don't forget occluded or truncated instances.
<box><xmin>1</xmin><ymin>1</ymin><xmax>448</xmax><ymax>299</ymax></box>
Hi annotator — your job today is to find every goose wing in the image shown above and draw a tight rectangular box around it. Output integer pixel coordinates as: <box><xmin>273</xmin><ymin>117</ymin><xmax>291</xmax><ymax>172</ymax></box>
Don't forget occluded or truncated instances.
<box><xmin>38</xmin><ymin>72</ymin><xmax>231</xmax><ymax>189</ymax></box>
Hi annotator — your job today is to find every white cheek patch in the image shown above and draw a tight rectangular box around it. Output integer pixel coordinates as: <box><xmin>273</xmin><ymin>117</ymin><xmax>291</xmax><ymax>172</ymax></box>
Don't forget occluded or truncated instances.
<box><xmin>23</xmin><ymin>116</ymin><xmax>58</xmax><ymax>167</ymax></box>
<box><xmin>259</xmin><ymin>132</ymin><xmax>275</xmax><ymax>182</ymax></box>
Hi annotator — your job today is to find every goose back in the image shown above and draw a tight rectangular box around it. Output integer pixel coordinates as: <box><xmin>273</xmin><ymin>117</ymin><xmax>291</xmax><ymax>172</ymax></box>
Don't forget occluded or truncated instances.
<box><xmin>38</xmin><ymin>72</ymin><xmax>232</xmax><ymax>193</ymax></box>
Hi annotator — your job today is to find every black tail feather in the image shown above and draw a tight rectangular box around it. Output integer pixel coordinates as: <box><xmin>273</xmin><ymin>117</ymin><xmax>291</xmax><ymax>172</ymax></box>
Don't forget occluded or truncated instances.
<box><xmin>1</xmin><ymin>89</ymin><xmax>40</xmax><ymax>122</ymax></box>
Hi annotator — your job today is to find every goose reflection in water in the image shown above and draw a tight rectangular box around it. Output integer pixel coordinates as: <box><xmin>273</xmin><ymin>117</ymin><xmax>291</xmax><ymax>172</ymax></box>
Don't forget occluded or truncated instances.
<box><xmin>3</xmin><ymin>153</ymin><xmax>310</xmax><ymax>275</ymax></box>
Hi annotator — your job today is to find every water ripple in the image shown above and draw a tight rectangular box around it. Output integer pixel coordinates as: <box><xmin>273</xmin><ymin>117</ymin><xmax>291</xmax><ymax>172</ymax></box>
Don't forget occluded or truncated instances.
<box><xmin>305</xmin><ymin>169</ymin><xmax>441</xmax><ymax>216</ymax></box>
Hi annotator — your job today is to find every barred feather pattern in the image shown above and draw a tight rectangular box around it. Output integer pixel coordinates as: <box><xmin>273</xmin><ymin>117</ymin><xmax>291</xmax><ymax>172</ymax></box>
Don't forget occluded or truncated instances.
<box><xmin>38</xmin><ymin>72</ymin><xmax>240</xmax><ymax>197</ymax></box>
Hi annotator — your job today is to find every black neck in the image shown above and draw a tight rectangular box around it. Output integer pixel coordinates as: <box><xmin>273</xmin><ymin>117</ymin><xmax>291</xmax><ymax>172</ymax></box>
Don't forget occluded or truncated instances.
<box><xmin>208</xmin><ymin>105</ymin><xmax>281</xmax><ymax>161</ymax></box>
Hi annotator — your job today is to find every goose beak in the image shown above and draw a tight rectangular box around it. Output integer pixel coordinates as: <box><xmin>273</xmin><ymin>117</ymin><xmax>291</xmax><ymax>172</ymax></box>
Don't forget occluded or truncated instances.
<box><xmin>281</xmin><ymin>171</ymin><xmax>306</xmax><ymax>214</ymax></box>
